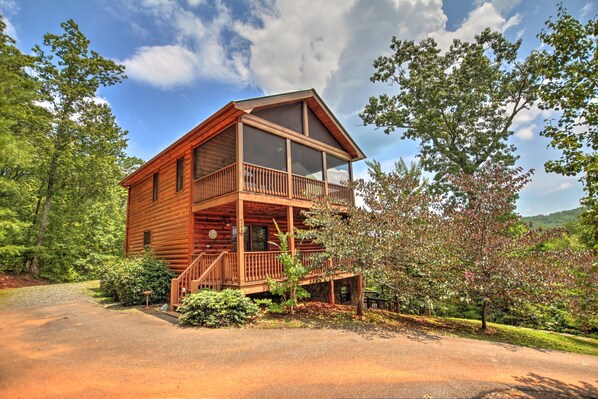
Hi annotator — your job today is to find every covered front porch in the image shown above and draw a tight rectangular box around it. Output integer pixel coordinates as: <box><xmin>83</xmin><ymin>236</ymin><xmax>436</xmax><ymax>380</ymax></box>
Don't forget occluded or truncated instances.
<box><xmin>170</xmin><ymin>201</ymin><xmax>354</xmax><ymax>308</ymax></box>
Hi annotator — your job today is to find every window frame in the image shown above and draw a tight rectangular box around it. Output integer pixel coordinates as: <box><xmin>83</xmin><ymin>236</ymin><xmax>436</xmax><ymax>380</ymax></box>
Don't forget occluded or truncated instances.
<box><xmin>143</xmin><ymin>231</ymin><xmax>151</xmax><ymax>248</ymax></box>
<box><xmin>176</xmin><ymin>157</ymin><xmax>184</xmax><ymax>192</ymax></box>
<box><xmin>232</xmin><ymin>225</ymin><xmax>269</xmax><ymax>252</ymax></box>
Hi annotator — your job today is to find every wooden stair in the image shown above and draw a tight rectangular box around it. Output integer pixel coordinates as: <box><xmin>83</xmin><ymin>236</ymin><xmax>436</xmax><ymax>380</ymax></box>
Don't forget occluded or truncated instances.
<box><xmin>170</xmin><ymin>251</ymin><xmax>228</xmax><ymax>310</ymax></box>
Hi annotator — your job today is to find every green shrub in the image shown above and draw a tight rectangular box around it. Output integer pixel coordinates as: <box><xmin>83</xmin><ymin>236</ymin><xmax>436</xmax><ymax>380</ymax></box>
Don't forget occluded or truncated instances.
<box><xmin>179</xmin><ymin>289</ymin><xmax>259</xmax><ymax>327</ymax></box>
<box><xmin>99</xmin><ymin>251</ymin><xmax>173</xmax><ymax>306</ymax></box>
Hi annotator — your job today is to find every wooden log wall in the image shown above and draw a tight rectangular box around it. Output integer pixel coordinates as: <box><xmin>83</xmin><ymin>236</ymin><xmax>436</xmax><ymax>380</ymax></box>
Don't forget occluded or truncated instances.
<box><xmin>193</xmin><ymin>202</ymin><xmax>320</xmax><ymax>254</ymax></box>
<box><xmin>126</xmin><ymin>154</ymin><xmax>191</xmax><ymax>274</ymax></box>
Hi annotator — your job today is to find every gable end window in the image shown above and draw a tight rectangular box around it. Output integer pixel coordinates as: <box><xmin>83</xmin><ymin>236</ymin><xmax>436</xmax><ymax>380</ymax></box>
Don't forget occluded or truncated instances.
<box><xmin>176</xmin><ymin>158</ymin><xmax>184</xmax><ymax>192</ymax></box>
<box><xmin>152</xmin><ymin>173</ymin><xmax>159</xmax><ymax>201</ymax></box>
<box><xmin>143</xmin><ymin>231</ymin><xmax>151</xmax><ymax>248</ymax></box>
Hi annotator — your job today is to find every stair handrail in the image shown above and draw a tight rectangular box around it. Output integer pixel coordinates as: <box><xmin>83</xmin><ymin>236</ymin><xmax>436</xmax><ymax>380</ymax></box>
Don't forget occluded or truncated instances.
<box><xmin>170</xmin><ymin>253</ymin><xmax>204</xmax><ymax>309</ymax></box>
<box><xmin>194</xmin><ymin>251</ymin><xmax>227</xmax><ymax>289</ymax></box>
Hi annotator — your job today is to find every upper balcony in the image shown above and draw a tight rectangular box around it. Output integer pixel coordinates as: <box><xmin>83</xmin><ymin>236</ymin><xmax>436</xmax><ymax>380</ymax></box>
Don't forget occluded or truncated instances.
<box><xmin>191</xmin><ymin>119</ymin><xmax>354</xmax><ymax>208</ymax></box>
<box><xmin>192</xmin><ymin>162</ymin><xmax>353</xmax><ymax>206</ymax></box>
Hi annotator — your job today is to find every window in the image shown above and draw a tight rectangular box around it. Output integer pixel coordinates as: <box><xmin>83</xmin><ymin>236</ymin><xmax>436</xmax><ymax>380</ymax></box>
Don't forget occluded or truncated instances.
<box><xmin>244</xmin><ymin>126</ymin><xmax>287</xmax><ymax>171</ymax></box>
<box><xmin>143</xmin><ymin>231</ymin><xmax>151</xmax><ymax>248</ymax></box>
<box><xmin>176</xmin><ymin>158</ymin><xmax>184</xmax><ymax>192</ymax></box>
<box><xmin>152</xmin><ymin>173</ymin><xmax>159</xmax><ymax>201</ymax></box>
<box><xmin>193</xmin><ymin>126</ymin><xmax>236</xmax><ymax>179</ymax></box>
<box><xmin>252</xmin><ymin>102</ymin><xmax>303</xmax><ymax>134</ymax></box>
<box><xmin>250</xmin><ymin>226</ymin><xmax>268</xmax><ymax>252</ymax></box>
<box><xmin>291</xmin><ymin>142</ymin><xmax>323</xmax><ymax>180</ymax></box>
<box><xmin>326</xmin><ymin>154</ymin><xmax>350</xmax><ymax>185</ymax></box>
<box><xmin>307</xmin><ymin>107</ymin><xmax>343</xmax><ymax>150</ymax></box>
<box><xmin>232</xmin><ymin>225</ymin><xmax>268</xmax><ymax>252</ymax></box>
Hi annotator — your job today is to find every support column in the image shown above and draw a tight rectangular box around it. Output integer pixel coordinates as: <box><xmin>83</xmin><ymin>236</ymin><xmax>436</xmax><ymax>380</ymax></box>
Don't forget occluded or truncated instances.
<box><xmin>287</xmin><ymin>205</ymin><xmax>295</xmax><ymax>255</ymax></box>
<box><xmin>349</xmin><ymin>161</ymin><xmax>354</xmax><ymax>205</ymax></box>
<box><xmin>328</xmin><ymin>278</ymin><xmax>335</xmax><ymax>305</ymax></box>
<box><xmin>237</xmin><ymin>199</ymin><xmax>245</xmax><ymax>285</ymax></box>
<box><xmin>237</xmin><ymin>122</ymin><xmax>244</xmax><ymax>192</ymax></box>
<box><xmin>186</xmin><ymin>147</ymin><xmax>194</xmax><ymax>265</ymax></box>
<box><xmin>302</xmin><ymin>101</ymin><xmax>309</xmax><ymax>137</ymax></box>
<box><xmin>286</xmin><ymin>139</ymin><xmax>292</xmax><ymax>198</ymax></box>
<box><xmin>322</xmin><ymin>151</ymin><xmax>328</xmax><ymax>196</ymax></box>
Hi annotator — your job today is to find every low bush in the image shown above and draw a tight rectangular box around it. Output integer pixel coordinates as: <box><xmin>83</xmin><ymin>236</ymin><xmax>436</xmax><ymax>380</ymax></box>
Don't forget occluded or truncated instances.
<box><xmin>99</xmin><ymin>251</ymin><xmax>173</xmax><ymax>306</ymax></box>
<box><xmin>179</xmin><ymin>289</ymin><xmax>259</xmax><ymax>327</ymax></box>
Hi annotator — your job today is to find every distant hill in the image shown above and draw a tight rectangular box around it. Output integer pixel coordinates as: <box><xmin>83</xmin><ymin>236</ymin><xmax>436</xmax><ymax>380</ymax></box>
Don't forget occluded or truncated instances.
<box><xmin>523</xmin><ymin>207</ymin><xmax>584</xmax><ymax>229</ymax></box>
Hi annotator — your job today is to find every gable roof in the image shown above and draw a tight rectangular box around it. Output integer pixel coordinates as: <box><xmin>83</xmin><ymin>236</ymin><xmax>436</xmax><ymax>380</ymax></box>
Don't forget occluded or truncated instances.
<box><xmin>120</xmin><ymin>89</ymin><xmax>365</xmax><ymax>188</ymax></box>
<box><xmin>235</xmin><ymin>89</ymin><xmax>365</xmax><ymax>160</ymax></box>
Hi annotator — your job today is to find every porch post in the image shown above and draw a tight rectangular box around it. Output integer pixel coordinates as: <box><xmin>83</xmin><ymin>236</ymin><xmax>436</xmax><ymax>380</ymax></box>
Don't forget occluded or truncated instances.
<box><xmin>322</xmin><ymin>151</ymin><xmax>328</xmax><ymax>196</ymax></box>
<box><xmin>349</xmin><ymin>161</ymin><xmax>354</xmax><ymax>206</ymax></box>
<box><xmin>287</xmin><ymin>205</ymin><xmax>295</xmax><ymax>255</ymax></box>
<box><xmin>237</xmin><ymin>199</ymin><xmax>245</xmax><ymax>285</ymax></box>
<box><xmin>328</xmin><ymin>278</ymin><xmax>335</xmax><ymax>305</ymax></box>
<box><xmin>302</xmin><ymin>101</ymin><xmax>309</xmax><ymax>137</ymax></box>
<box><xmin>286</xmin><ymin>139</ymin><xmax>292</xmax><ymax>199</ymax></box>
<box><xmin>237</xmin><ymin>122</ymin><xmax>244</xmax><ymax>192</ymax></box>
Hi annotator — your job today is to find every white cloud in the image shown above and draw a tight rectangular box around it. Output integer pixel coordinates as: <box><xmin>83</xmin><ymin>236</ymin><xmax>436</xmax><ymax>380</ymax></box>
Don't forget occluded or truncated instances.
<box><xmin>475</xmin><ymin>0</ymin><xmax>522</xmax><ymax>12</ymax></box>
<box><xmin>516</xmin><ymin>125</ymin><xmax>535</xmax><ymax>141</ymax></box>
<box><xmin>511</xmin><ymin>103</ymin><xmax>557</xmax><ymax>141</ymax></box>
<box><xmin>429</xmin><ymin>2</ymin><xmax>521</xmax><ymax>51</ymax></box>
<box><xmin>122</xmin><ymin>45</ymin><xmax>197</xmax><ymax>89</ymax></box>
<box><xmin>120</xmin><ymin>0</ymin><xmax>250</xmax><ymax>88</ymax></box>
<box><xmin>0</xmin><ymin>0</ymin><xmax>18</xmax><ymax>40</ymax></box>
<box><xmin>0</xmin><ymin>14</ymin><xmax>16</xmax><ymax>40</ymax></box>
<box><xmin>235</xmin><ymin>0</ymin><xmax>357</xmax><ymax>94</ymax></box>
<box><xmin>556</xmin><ymin>181</ymin><xmax>573</xmax><ymax>191</ymax></box>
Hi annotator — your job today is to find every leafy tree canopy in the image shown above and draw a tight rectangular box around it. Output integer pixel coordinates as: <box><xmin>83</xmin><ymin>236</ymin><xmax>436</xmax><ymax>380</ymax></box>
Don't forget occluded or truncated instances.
<box><xmin>537</xmin><ymin>4</ymin><xmax>597</xmax><ymax>249</ymax></box>
<box><xmin>360</xmin><ymin>29</ymin><xmax>543</xmax><ymax>192</ymax></box>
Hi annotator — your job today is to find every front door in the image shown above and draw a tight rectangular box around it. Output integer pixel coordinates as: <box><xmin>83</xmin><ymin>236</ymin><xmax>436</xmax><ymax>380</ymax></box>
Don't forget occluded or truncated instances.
<box><xmin>232</xmin><ymin>225</ymin><xmax>268</xmax><ymax>252</ymax></box>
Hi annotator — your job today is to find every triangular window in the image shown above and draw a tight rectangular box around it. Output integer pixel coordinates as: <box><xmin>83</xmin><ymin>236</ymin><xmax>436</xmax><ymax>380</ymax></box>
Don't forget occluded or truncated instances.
<box><xmin>252</xmin><ymin>102</ymin><xmax>303</xmax><ymax>134</ymax></box>
<box><xmin>307</xmin><ymin>107</ymin><xmax>343</xmax><ymax>150</ymax></box>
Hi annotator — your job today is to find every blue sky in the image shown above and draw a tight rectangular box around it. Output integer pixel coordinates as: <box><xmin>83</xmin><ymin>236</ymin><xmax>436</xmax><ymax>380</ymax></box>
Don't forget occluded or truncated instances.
<box><xmin>1</xmin><ymin>0</ymin><xmax>594</xmax><ymax>216</ymax></box>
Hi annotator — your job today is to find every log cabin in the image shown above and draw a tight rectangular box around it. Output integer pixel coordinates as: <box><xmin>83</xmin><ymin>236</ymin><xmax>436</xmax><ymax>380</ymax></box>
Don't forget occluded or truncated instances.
<box><xmin>119</xmin><ymin>89</ymin><xmax>366</xmax><ymax>310</ymax></box>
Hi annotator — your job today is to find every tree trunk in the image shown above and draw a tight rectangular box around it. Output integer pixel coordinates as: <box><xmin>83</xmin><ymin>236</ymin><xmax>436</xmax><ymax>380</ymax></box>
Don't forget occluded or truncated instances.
<box><xmin>29</xmin><ymin>155</ymin><xmax>58</xmax><ymax>275</ymax></box>
<box><xmin>481</xmin><ymin>298</ymin><xmax>489</xmax><ymax>330</ymax></box>
<box><xmin>356</xmin><ymin>275</ymin><xmax>365</xmax><ymax>318</ymax></box>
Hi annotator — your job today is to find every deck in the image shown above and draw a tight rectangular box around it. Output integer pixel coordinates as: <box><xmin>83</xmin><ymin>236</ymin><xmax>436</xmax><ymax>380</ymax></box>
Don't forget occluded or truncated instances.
<box><xmin>170</xmin><ymin>250</ymin><xmax>353</xmax><ymax>307</ymax></box>
<box><xmin>193</xmin><ymin>163</ymin><xmax>353</xmax><ymax>206</ymax></box>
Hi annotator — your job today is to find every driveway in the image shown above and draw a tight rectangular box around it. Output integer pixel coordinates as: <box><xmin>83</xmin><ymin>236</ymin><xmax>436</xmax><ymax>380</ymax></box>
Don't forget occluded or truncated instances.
<box><xmin>0</xmin><ymin>282</ymin><xmax>596</xmax><ymax>399</ymax></box>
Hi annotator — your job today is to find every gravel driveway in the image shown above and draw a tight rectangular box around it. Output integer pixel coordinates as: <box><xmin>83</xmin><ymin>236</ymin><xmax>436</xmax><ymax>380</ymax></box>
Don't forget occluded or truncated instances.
<box><xmin>0</xmin><ymin>281</ymin><xmax>97</xmax><ymax>310</ymax></box>
<box><xmin>0</xmin><ymin>282</ymin><xmax>596</xmax><ymax>399</ymax></box>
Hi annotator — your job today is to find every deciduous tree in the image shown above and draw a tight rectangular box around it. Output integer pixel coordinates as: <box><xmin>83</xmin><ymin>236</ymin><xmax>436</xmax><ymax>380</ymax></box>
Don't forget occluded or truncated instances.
<box><xmin>27</xmin><ymin>20</ymin><xmax>135</xmax><ymax>277</ymax></box>
<box><xmin>301</xmin><ymin>159</ymin><xmax>448</xmax><ymax>316</ymax></box>
<box><xmin>444</xmin><ymin>165</ymin><xmax>593</xmax><ymax>330</ymax></box>
<box><xmin>538</xmin><ymin>5</ymin><xmax>597</xmax><ymax>249</ymax></box>
<box><xmin>0</xmin><ymin>19</ymin><xmax>45</xmax><ymax>259</ymax></box>
<box><xmin>361</xmin><ymin>29</ymin><xmax>543</xmax><ymax>193</ymax></box>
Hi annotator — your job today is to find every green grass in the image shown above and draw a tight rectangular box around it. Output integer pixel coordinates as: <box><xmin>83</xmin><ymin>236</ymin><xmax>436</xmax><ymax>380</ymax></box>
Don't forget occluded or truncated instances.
<box><xmin>442</xmin><ymin>317</ymin><xmax>598</xmax><ymax>356</ymax></box>
<box><xmin>250</xmin><ymin>303</ymin><xmax>598</xmax><ymax>356</ymax></box>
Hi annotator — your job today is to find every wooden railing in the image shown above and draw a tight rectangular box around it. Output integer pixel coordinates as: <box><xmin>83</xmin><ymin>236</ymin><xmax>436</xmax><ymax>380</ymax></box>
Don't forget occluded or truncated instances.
<box><xmin>193</xmin><ymin>163</ymin><xmax>236</xmax><ymax>203</ymax></box>
<box><xmin>245</xmin><ymin>251</ymin><xmax>283</xmax><ymax>282</ymax></box>
<box><xmin>192</xmin><ymin>162</ymin><xmax>354</xmax><ymax>206</ymax></box>
<box><xmin>300</xmin><ymin>249</ymin><xmax>323</xmax><ymax>270</ymax></box>
<box><xmin>170</xmin><ymin>253</ymin><xmax>205</xmax><ymax>308</ymax></box>
<box><xmin>171</xmin><ymin>251</ymin><xmax>354</xmax><ymax>307</ymax></box>
<box><xmin>243</xmin><ymin>163</ymin><xmax>288</xmax><ymax>197</ymax></box>
<box><xmin>191</xmin><ymin>251</ymin><xmax>227</xmax><ymax>291</ymax></box>
<box><xmin>328</xmin><ymin>182</ymin><xmax>353</xmax><ymax>205</ymax></box>
<box><xmin>292</xmin><ymin>175</ymin><xmax>325</xmax><ymax>201</ymax></box>
<box><xmin>223</xmin><ymin>253</ymin><xmax>238</xmax><ymax>284</ymax></box>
